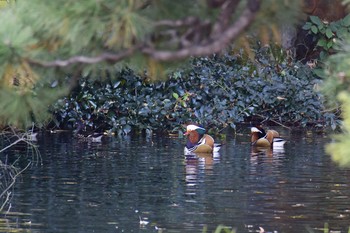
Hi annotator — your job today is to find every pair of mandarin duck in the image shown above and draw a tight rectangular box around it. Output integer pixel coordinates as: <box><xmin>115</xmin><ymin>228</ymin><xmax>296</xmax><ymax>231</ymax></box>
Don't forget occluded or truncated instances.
<box><xmin>184</xmin><ymin>124</ymin><xmax>286</xmax><ymax>154</ymax></box>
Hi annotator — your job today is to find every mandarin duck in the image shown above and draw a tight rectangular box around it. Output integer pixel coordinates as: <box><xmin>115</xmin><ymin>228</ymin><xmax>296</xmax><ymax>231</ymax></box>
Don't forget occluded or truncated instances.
<box><xmin>184</xmin><ymin>124</ymin><xmax>221</xmax><ymax>154</ymax></box>
<box><xmin>251</xmin><ymin>125</ymin><xmax>286</xmax><ymax>149</ymax></box>
<box><xmin>74</xmin><ymin>120</ymin><xmax>103</xmax><ymax>142</ymax></box>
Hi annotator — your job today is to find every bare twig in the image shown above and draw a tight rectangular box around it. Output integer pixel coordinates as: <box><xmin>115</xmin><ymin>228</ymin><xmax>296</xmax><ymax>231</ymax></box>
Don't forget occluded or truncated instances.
<box><xmin>1</xmin><ymin>191</ymin><xmax>12</xmax><ymax>213</ymax></box>
<box><xmin>0</xmin><ymin>138</ymin><xmax>25</xmax><ymax>153</ymax></box>
<box><xmin>0</xmin><ymin>127</ymin><xmax>42</xmax><ymax>211</ymax></box>
<box><xmin>256</xmin><ymin>114</ymin><xmax>291</xmax><ymax>130</ymax></box>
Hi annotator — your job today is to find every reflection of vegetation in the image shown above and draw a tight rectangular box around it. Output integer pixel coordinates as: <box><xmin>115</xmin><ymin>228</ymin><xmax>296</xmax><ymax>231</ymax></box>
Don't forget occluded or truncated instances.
<box><xmin>0</xmin><ymin>161</ymin><xmax>18</xmax><ymax>211</ymax></box>
<box><xmin>51</xmin><ymin>45</ymin><xmax>336</xmax><ymax>134</ymax></box>
<box><xmin>204</xmin><ymin>225</ymin><xmax>236</xmax><ymax>233</ymax></box>
<box><xmin>0</xmin><ymin>129</ymin><xmax>40</xmax><ymax>212</ymax></box>
<box><xmin>0</xmin><ymin>161</ymin><xmax>31</xmax><ymax>212</ymax></box>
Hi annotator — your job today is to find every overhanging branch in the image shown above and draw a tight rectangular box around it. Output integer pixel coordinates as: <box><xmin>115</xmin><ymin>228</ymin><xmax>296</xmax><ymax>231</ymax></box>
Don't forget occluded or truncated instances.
<box><xmin>27</xmin><ymin>0</ymin><xmax>261</xmax><ymax>67</ymax></box>
<box><xmin>28</xmin><ymin>45</ymin><xmax>141</xmax><ymax>67</ymax></box>
<box><xmin>142</xmin><ymin>1</ymin><xmax>260</xmax><ymax>61</ymax></box>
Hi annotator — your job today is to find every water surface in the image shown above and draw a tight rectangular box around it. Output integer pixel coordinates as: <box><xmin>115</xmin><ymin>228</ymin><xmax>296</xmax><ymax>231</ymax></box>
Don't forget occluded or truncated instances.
<box><xmin>1</xmin><ymin>128</ymin><xmax>350</xmax><ymax>233</ymax></box>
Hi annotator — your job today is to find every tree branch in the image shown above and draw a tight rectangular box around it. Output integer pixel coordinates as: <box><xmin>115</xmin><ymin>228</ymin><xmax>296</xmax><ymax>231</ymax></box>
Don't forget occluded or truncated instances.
<box><xmin>211</xmin><ymin>0</ymin><xmax>241</xmax><ymax>36</ymax></box>
<box><xmin>28</xmin><ymin>45</ymin><xmax>141</xmax><ymax>67</ymax></box>
<box><xmin>154</xmin><ymin>16</ymin><xmax>199</xmax><ymax>27</ymax></box>
<box><xmin>26</xmin><ymin>0</ymin><xmax>261</xmax><ymax>67</ymax></box>
<box><xmin>142</xmin><ymin>0</ymin><xmax>260</xmax><ymax>61</ymax></box>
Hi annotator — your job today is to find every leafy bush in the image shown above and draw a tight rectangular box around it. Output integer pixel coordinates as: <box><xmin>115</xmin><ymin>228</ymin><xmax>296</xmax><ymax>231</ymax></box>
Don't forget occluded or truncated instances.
<box><xmin>51</xmin><ymin>45</ymin><xmax>336</xmax><ymax>134</ymax></box>
<box><xmin>302</xmin><ymin>14</ymin><xmax>350</xmax><ymax>60</ymax></box>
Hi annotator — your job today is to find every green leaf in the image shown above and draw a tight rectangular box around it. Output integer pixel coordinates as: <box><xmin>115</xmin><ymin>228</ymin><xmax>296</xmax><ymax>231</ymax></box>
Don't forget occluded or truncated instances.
<box><xmin>302</xmin><ymin>22</ymin><xmax>312</xmax><ymax>30</ymax></box>
<box><xmin>311</xmin><ymin>25</ymin><xmax>318</xmax><ymax>34</ymax></box>
<box><xmin>172</xmin><ymin>92</ymin><xmax>179</xmax><ymax>99</ymax></box>
<box><xmin>317</xmin><ymin>23</ymin><xmax>324</xmax><ymax>30</ymax></box>
<box><xmin>337</xmin><ymin>28</ymin><xmax>349</xmax><ymax>38</ymax></box>
<box><xmin>325</xmin><ymin>28</ymin><xmax>333</xmax><ymax>39</ymax></box>
<box><xmin>330</xmin><ymin>22</ymin><xmax>339</xmax><ymax>32</ymax></box>
<box><xmin>327</xmin><ymin>41</ymin><xmax>334</xmax><ymax>49</ymax></box>
<box><xmin>310</xmin><ymin>16</ymin><xmax>322</xmax><ymax>26</ymax></box>
<box><xmin>317</xmin><ymin>39</ymin><xmax>327</xmax><ymax>48</ymax></box>
<box><xmin>341</xmin><ymin>14</ymin><xmax>350</xmax><ymax>27</ymax></box>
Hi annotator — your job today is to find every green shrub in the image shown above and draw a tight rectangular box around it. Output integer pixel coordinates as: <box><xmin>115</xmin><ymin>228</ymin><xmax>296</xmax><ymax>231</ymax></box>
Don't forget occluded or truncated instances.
<box><xmin>51</xmin><ymin>45</ymin><xmax>336</xmax><ymax>134</ymax></box>
<box><xmin>302</xmin><ymin>14</ymin><xmax>350</xmax><ymax>61</ymax></box>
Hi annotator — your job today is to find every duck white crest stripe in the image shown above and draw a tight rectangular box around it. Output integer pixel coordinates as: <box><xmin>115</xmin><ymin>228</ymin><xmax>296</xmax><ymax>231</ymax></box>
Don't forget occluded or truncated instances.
<box><xmin>250</xmin><ymin>127</ymin><xmax>261</xmax><ymax>133</ymax></box>
<box><xmin>186</xmin><ymin>124</ymin><xmax>205</xmax><ymax>131</ymax></box>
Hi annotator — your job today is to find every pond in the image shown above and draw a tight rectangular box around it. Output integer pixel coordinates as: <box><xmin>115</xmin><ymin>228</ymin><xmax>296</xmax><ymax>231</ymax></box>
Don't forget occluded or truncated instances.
<box><xmin>0</xmin><ymin>127</ymin><xmax>350</xmax><ymax>233</ymax></box>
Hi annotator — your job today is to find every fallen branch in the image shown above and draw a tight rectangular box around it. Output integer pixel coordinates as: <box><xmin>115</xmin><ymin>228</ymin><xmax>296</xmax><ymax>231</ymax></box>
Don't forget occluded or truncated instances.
<box><xmin>0</xmin><ymin>138</ymin><xmax>25</xmax><ymax>153</ymax></box>
<box><xmin>0</xmin><ymin>127</ymin><xmax>41</xmax><ymax>211</ymax></box>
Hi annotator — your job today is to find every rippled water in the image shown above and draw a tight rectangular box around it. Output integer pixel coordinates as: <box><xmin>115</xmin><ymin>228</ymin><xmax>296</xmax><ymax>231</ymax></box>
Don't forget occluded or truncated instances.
<box><xmin>0</xmin><ymin>128</ymin><xmax>350</xmax><ymax>233</ymax></box>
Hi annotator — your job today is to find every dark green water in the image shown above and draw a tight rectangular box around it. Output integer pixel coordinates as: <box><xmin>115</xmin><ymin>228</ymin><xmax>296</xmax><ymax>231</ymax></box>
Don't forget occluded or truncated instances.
<box><xmin>1</xmin><ymin>128</ymin><xmax>350</xmax><ymax>233</ymax></box>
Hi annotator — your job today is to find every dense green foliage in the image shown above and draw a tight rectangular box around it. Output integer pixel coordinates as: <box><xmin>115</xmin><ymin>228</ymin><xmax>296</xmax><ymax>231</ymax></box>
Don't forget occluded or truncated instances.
<box><xmin>326</xmin><ymin>92</ymin><xmax>350</xmax><ymax>166</ymax></box>
<box><xmin>301</xmin><ymin>13</ymin><xmax>350</xmax><ymax>110</ymax></box>
<box><xmin>302</xmin><ymin>14</ymin><xmax>350</xmax><ymax>61</ymax></box>
<box><xmin>51</xmin><ymin>46</ymin><xmax>335</xmax><ymax>134</ymax></box>
<box><xmin>315</xmin><ymin>9</ymin><xmax>350</xmax><ymax>167</ymax></box>
<box><xmin>0</xmin><ymin>0</ymin><xmax>303</xmax><ymax>128</ymax></box>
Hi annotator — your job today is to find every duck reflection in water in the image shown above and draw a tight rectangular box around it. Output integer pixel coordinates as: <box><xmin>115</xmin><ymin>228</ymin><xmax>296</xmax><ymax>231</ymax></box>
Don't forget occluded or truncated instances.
<box><xmin>185</xmin><ymin>151</ymin><xmax>221</xmax><ymax>190</ymax></box>
<box><xmin>250</xmin><ymin>146</ymin><xmax>285</xmax><ymax>157</ymax></box>
<box><xmin>183</xmin><ymin>124</ymin><xmax>222</xmax><ymax>189</ymax></box>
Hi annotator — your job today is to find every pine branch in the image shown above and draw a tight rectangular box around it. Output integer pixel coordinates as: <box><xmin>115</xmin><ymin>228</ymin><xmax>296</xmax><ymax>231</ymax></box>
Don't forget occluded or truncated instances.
<box><xmin>26</xmin><ymin>0</ymin><xmax>261</xmax><ymax>67</ymax></box>
<box><xmin>142</xmin><ymin>0</ymin><xmax>261</xmax><ymax>61</ymax></box>
<box><xmin>27</xmin><ymin>45</ymin><xmax>141</xmax><ymax>67</ymax></box>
